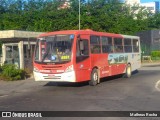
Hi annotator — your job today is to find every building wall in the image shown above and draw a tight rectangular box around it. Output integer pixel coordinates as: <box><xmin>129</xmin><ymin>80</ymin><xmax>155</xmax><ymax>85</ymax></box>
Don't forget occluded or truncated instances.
<box><xmin>124</xmin><ymin>0</ymin><xmax>140</xmax><ymax>5</ymax></box>
<box><xmin>0</xmin><ymin>30</ymin><xmax>43</xmax><ymax>70</ymax></box>
<box><xmin>136</xmin><ymin>30</ymin><xmax>151</xmax><ymax>55</ymax></box>
<box><xmin>140</xmin><ymin>2</ymin><xmax>159</xmax><ymax>13</ymax></box>
<box><xmin>136</xmin><ymin>30</ymin><xmax>160</xmax><ymax>55</ymax></box>
<box><xmin>155</xmin><ymin>1</ymin><xmax>160</xmax><ymax>12</ymax></box>
<box><xmin>151</xmin><ymin>30</ymin><xmax>160</xmax><ymax>51</ymax></box>
<box><xmin>124</xmin><ymin>0</ymin><xmax>159</xmax><ymax>14</ymax></box>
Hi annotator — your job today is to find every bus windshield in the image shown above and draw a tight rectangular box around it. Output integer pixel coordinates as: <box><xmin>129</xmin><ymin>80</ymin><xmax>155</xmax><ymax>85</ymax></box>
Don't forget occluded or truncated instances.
<box><xmin>34</xmin><ymin>34</ymin><xmax>74</xmax><ymax>63</ymax></box>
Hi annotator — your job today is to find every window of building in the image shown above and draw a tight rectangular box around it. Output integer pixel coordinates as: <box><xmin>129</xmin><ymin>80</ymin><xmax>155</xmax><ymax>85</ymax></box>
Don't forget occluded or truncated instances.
<box><xmin>101</xmin><ymin>36</ymin><xmax>113</xmax><ymax>53</ymax></box>
<box><xmin>154</xmin><ymin>38</ymin><xmax>160</xmax><ymax>43</ymax></box>
<box><xmin>90</xmin><ymin>35</ymin><xmax>101</xmax><ymax>54</ymax></box>
<box><xmin>147</xmin><ymin>7</ymin><xmax>154</xmax><ymax>10</ymax></box>
<box><xmin>5</xmin><ymin>45</ymin><xmax>19</xmax><ymax>67</ymax></box>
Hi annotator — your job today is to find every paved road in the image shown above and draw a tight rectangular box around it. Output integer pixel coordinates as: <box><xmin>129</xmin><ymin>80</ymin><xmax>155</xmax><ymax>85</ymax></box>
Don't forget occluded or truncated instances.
<box><xmin>0</xmin><ymin>65</ymin><xmax>160</xmax><ymax>120</ymax></box>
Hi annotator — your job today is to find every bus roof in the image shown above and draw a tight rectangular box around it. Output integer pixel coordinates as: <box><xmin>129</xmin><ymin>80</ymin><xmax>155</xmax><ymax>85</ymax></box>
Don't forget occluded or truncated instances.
<box><xmin>121</xmin><ymin>34</ymin><xmax>140</xmax><ymax>39</ymax></box>
<box><xmin>39</xmin><ymin>29</ymin><xmax>139</xmax><ymax>39</ymax></box>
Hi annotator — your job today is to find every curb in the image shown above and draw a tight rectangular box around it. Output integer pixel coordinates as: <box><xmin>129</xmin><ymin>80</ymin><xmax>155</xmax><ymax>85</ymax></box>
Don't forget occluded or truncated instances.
<box><xmin>142</xmin><ymin>62</ymin><xmax>160</xmax><ymax>67</ymax></box>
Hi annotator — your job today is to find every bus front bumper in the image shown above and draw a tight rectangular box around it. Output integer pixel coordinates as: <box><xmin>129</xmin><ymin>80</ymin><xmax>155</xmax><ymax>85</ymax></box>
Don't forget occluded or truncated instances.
<box><xmin>33</xmin><ymin>71</ymin><xmax>76</xmax><ymax>82</ymax></box>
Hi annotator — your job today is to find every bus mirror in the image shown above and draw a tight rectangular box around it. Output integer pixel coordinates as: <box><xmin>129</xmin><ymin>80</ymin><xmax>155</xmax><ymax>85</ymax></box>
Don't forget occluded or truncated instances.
<box><xmin>77</xmin><ymin>35</ymin><xmax>81</xmax><ymax>41</ymax></box>
<box><xmin>136</xmin><ymin>41</ymin><xmax>139</xmax><ymax>46</ymax></box>
<box><xmin>79</xmin><ymin>40</ymin><xmax>84</xmax><ymax>51</ymax></box>
<box><xmin>39</xmin><ymin>37</ymin><xmax>45</xmax><ymax>41</ymax></box>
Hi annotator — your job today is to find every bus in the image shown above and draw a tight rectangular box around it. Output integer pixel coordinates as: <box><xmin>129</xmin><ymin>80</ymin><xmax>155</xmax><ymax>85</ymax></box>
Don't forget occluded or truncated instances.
<box><xmin>33</xmin><ymin>29</ymin><xmax>141</xmax><ymax>86</ymax></box>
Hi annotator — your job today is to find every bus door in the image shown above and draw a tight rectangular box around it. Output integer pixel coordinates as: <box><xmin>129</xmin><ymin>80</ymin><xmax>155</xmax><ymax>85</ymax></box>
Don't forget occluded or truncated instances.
<box><xmin>75</xmin><ymin>34</ymin><xmax>91</xmax><ymax>82</ymax></box>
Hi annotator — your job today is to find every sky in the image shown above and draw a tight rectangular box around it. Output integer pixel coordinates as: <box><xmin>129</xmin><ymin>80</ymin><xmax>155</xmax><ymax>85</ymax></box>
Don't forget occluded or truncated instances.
<box><xmin>141</xmin><ymin>0</ymin><xmax>160</xmax><ymax>3</ymax></box>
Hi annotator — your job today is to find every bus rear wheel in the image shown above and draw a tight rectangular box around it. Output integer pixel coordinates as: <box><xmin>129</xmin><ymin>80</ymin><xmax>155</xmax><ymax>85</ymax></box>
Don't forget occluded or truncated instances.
<box><xmin>124</xmin><ymin>64</ymin><xmax>132</xmax><ymax>78</ymax></box>
<box><xmin>89</xmin><ymin>68</ymin><xmax>99</xmax><ymax>86</ymax></box>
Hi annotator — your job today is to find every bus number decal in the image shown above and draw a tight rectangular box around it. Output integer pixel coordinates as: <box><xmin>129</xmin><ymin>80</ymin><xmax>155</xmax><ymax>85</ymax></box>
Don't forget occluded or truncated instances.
<box><xmin>61</xmin><ymin>55</ymin><xmax>70</xmax><ymax>60</ymax></box>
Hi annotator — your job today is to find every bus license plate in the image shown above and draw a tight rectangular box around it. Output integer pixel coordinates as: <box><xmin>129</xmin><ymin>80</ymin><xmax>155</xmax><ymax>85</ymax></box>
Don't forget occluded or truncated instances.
<box><xmin>48</xmin><ymin>74</ymin><xmax>55</xmax><ymax>78</ymax></box>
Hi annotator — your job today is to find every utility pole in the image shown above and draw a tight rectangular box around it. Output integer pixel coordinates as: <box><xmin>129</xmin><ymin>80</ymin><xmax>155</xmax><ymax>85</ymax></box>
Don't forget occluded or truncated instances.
<box><xmin>79</xmin><ymin>0</ymin><xmax>80</xmax><ymax>30</ymax></box>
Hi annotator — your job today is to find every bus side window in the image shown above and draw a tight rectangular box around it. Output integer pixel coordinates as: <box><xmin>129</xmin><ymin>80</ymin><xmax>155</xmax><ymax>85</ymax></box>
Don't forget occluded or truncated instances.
<box><xmin>90</xmin><ymin>35</ymin><xmax>101</xmax><ymax>54</ymax></box>
<box><xmin>124</xmin><ymin>38</ymin><xmax>132</xmax><ymax>53</ymax></box>
<box><xmin>113</xmin><ymin>38</ymin><xmax>123</xmax><ymax>53</ymax></box>
<box><xmin>76</xmin><ymin>40</ymin><xmax>80</xmax><ymax>56</ymax></box>
<box><xmin>82</xmin><ymin>40</ymin><xmax>89</xmax><ymax>55</ymax></box>
<box><xmin>101</xmin><ymin>36</ymin><xmax>113</xmax><ymax>53</ymax></box>
<box><xmin>133</xmin><ymin>39</ymin><xmax>139</xmax><ymax>52</ymax></box>
<box><xmin>76</xmin><ymin>39</ymin><xmax>89</xmax><ymax>56</ymax></box>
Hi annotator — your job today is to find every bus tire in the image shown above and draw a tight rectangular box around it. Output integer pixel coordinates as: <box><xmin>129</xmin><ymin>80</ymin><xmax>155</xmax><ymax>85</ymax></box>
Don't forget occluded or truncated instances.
<box><xmin>89</xmin><ymin>68</ymin><xmax>99</xmax><ymax>86</ymax></box>
<box><xmin>124</xmin><ymin>64</ymin><xmax>132</xmax><ymax>78</ymax></box>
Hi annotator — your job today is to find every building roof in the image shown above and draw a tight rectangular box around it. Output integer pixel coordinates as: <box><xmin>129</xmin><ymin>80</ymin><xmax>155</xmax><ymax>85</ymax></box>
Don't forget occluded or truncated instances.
<box><xmin>0</xmin><ymin>30</ymin><xmax>43</xmax><ymax>39</ymax></box>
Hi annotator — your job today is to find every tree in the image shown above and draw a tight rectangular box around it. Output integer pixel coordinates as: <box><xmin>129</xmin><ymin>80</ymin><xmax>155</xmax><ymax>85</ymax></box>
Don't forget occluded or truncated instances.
<box><xmin>0</xmin><ymin>0</ymin><xmax>157</xmax><ymax>35</ymax></box>
<box><xmin>148</xmin><ymin>13</ymin><xmax>160</xmax><ymax>29</ymax></box>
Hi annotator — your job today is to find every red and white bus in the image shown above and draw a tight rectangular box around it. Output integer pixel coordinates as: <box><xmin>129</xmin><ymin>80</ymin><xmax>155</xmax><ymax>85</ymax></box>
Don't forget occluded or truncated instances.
<box><xmin>33</xmin><ymin>29</ymin><xmax>141</xmax><ymax>86</ymax></box>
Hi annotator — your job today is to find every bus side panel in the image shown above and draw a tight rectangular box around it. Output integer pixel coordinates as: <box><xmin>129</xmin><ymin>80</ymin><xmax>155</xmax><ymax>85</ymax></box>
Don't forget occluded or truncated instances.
<box><xmin>90</xmin><ymin>54</ymin><xmax>126</xmax><ymax>78</ymax></box>
<box><xmin>90</xmin><ymin>54</ymin><xmax>114</xmax><ymax>78</ymax></box>
<box><xmin>117</xmin><ymin>64</ymin><xmax>126</xmax><ymax>74</ymax></box>
<box><xmin>100</xmin><ymin>65</ymin><xmax>110</xmax><ymax>77</ymax></box>
<box><xmin>75</xmin><ymin>69</ymin><xmax>91</xmax><ymax>82</ymax></box>
<box><xmin>127</xmin><ymin>53</ymin><xmax>141</xmax><ymax>72</ymax></box>
<box><xmin>110</xmin><ymin>65</ymin><xmax>119</xmax><ymax>76</ymax></box>
<box><xmin>108</xmin><ymin>53</ymin><xmax>127</xmax><ymax>76</ymax></box>
<box><xmin>98</xmin><ymin>54</ymin><xmax>110</xmax><ymax>78</ymax></box>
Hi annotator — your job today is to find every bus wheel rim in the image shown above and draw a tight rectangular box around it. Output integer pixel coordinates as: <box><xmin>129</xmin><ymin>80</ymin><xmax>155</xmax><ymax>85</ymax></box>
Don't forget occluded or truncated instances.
<box><xmin>127</xmin><ymin>67</ymin><xmax>131</xmax><ymax>76</ymax></box>
<box><xmin>93</xmin><ymin>72</ymin><xmax>98</xmax><ymax>81</ymax></box>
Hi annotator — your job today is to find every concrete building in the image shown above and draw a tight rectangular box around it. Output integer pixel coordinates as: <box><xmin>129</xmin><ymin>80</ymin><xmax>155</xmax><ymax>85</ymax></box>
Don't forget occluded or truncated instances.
<box><xmin>124</xmin><ymin>0</ymin><xmax>140</xmax><ymax>5</ymax></box>
<box><xmin>58</xmin><ymin>0</ymin><xmax>70</xmax><ymax>10</ymax></box>
<box><xmin>136</xmin><ymin>30</ymin><xmax>160</xmax><ymax>55</ymax></box>
<box><xmin>124</xmin><ymin>0</ymin><xmax>160</xmax><ymax>14</ymax></box>
<box><xmin>0</xmin><ymin>30</ymin><xmax>43</xmax><ymax>71</ymax></box>
<box><xmin>140</xmin><ymin>1</ymin><xmax>160</xmax><ymax>13</ymax></box>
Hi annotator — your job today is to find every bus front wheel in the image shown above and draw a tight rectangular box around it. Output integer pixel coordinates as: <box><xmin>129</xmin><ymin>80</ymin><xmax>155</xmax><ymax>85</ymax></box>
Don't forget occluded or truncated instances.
<box><xmin>124</xmin><ymin>64</ymin><xmax>132</xmax><ymax>78</ymax></box>
<box><xmin>89</xmin><ymin>68</ymin><xmax>99</xmax><ymax>86</ymax></box>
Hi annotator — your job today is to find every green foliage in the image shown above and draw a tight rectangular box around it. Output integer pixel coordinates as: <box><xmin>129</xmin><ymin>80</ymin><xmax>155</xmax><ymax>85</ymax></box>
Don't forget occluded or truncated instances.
<box><xmin>0</xmin><ymin>0</ymin><xmax>159</xmax><ymax>34</ymax></box>
<box><xmin>148</xmin><ymin>13</ymin><xmax>160</xmax><ymax>29</ymax></box>
<box><xmin>151</xmin><ymin>51</ymin><xmax>160</xmax><ymax>60</ymax></box>
<box><xmin>151</xmin><ymin>51</ymin><xmax>160</xmax><ymax>57</ymax></box>
<box><xmin>0</xmin><ymin>64</ymin><xmax>25</xmax><ymax>81</ymax></box>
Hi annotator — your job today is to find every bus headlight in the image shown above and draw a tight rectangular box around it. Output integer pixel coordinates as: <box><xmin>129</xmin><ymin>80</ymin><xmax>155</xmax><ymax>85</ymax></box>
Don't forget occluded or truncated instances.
<box><xmin>33</xmin><ymin>67</ymin><xmax>39</xmax><ymax>72</ymax></box>
<box><xmin>65</xmin><ymin>65</ymin><xmax>73</xmax><ymax>72</ymax></box>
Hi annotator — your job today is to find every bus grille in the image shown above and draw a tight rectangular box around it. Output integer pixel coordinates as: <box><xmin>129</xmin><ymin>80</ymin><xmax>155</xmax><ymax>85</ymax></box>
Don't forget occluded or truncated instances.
<box><xmin>42</xmin><ymin>65</ymin><xmax>63</xmax><ymax>70</ymax></box>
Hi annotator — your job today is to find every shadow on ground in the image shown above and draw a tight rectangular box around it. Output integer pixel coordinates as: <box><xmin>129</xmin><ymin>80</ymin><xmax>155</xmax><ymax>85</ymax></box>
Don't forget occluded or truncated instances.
<box><xmin>44</xmin><ymin>70</ymin><xmax>139</xmax><ymax>87</ymax></box>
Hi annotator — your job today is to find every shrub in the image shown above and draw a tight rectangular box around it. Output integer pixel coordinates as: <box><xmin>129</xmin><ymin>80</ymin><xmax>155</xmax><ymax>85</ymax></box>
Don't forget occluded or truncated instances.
<box><xmin>0</xmin><ymin>64</ymin><xmax>25</xmax><ymax>81</ymax></box>
<box><xmin>24</xmin><ymin>67</ymin><xmax>33</xmax><ymax>78</ymax></box>
<box><xmin>151</xmin><ymin>51</ymin><xmax>160</xmax><ymax>60</ymax></box>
